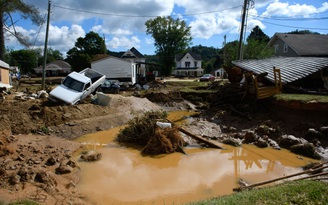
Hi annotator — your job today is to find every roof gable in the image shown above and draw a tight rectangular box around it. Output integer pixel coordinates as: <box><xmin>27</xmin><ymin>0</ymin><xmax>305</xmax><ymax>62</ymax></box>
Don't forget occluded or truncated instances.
<box><xmin>175</xmin><ymin>51</ymin><xmax>202</xmax><ymax>61</ymax></box>
<box><xmin>269</xmin><ymin>33</ymin><xmax>328</xmax><ymax>56</ymax></box>
<box><xmin>121</xmin><ymin>47</ymin><xmax>145</xmax><ymax>59</ymax></box>
<box><xmin>47</xmin><ymin>60</ymin><xmax>71</xmax><ymax>68</ymax></box>
<box><xmin>91</xmin><ymin>55</ymin><xmax>132</xmax><ymax>65</ymax></box>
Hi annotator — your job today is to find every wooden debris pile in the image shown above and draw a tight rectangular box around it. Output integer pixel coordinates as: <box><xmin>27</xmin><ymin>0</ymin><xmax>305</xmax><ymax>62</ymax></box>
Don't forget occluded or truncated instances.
<box><xmin>115</xmin><ymin>110</ymin><xmax>185</xmax><ymax>155</ymax></box>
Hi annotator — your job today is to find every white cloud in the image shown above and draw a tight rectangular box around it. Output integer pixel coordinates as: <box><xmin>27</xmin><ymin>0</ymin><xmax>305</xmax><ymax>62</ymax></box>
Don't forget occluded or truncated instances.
<box><xmin>174</xmin><ymin>0</ymin><xmax>244</xmax><ymax>39</ymax></box>
<box><xmin>261</xmin><ymin>1</ymin><xmax>318</xmax><ymax>17</ymax></box>
<box><xmin>318</xmin><ymin>2</ymin><xmax>328</xmax><ymax>13</ymax></box>
<box><xmin>145</xmin><ymin>37</ymin><xmax>154</xmax><ymax>45</ymax></box>
<box><xmin>4</xmin><ymin>0</ymin><xmax>327</xmax><ymax>55</ymax></box>
<box><xmin>107</xmin><ymin>36</ymin><xmax>141</xmax><ymax>50</ymax></box>
<box><xmin>38</xmin><ymin>24</ymin><xmax>85</xmax><ymax>54</ymax></box>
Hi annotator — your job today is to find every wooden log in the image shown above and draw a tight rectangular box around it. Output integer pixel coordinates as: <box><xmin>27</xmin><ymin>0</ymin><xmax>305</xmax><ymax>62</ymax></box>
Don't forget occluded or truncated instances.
<box><xmin>295</xmin><ymin>171</ymin><xmax>328</xmax><ymax>181</ymax></box>
<box><xmin>178</xmin><ymin>127</ymin><xmax>224</xmax><ymax>149</ymax></box>
<box><xmin>233</xmin><ymin>162</ymin><xmax>328</xmax><ymax>192</ymax></box>
<box><xmin>165</xmin><ymin>118</ymin><xmax>224</xmax><ymax>149</ymax></box>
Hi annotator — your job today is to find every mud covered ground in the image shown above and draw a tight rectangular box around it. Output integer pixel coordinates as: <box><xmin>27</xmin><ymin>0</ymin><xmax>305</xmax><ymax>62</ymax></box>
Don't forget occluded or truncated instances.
<box><xmin>0</xmin><ymin>81</ymin><xmax>328</xmax><ymax>204</ymax></box>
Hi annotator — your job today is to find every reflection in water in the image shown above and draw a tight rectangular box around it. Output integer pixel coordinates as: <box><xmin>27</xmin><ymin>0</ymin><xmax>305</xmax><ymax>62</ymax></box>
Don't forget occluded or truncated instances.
<box><xmin>75</xmin><ymin>111</ymin><xmax>318</xmax><ymax>205</ymax></box>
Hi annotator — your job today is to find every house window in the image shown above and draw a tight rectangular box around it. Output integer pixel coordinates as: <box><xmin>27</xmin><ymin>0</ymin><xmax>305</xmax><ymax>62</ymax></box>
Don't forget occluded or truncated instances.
<box><xmin>283</xmin><ymin>43</ymin><xmax>288</xmax><ymax>53</ymax></box>
<box><xmin>274</xmin><ymin>45</ymin><xmax>279</xmax><ymax>54</ymax></box>
<box><xmin>185</xmin><ymin>62</ymin><xmax>190</xmax><ymax>67</ymax></box>
<box><xmin>194</xmin><ymin>61</ymin><xmax>198</xmax><ymax>67</ymax></box>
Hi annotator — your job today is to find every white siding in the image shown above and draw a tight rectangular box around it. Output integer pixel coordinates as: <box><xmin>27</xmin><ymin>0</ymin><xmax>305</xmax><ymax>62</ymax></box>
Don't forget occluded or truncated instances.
<box><xmin>91</xmin><ymin>57</ymin><xmax>133</xmax><ymax>79</ymax></box>
<box><xmin>177</xmin><ymin>53</ymin><xmax>201</xmax><ymax>68</ymax></box>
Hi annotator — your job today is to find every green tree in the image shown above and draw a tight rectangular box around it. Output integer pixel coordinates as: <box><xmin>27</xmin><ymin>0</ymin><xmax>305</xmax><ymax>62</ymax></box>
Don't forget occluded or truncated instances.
<box><xmin>66</xmin><ymin>31</ymin><xmax>106</xmax><ymax>71</ymax></box>
<box><xmin>47</xmin><ymin>48</ymin><xmax>64</xmax><ymax>62</ymax></box>
<box><xmin>0</xmin><ymin>1</ymin><xmax>44</xmax><ymax>60</ymax></box>
<box><xmin>146</xmin><ymin>16</ymin><xmax>192</xmax><ymax>76</ymax></box>
<box><xmin>288</xmin><ymin>29</ymin><xmax>320</xmax><ymax>35</ymax></box>
<box><xmin>222</xmin><ymin>40</ymin><xmax>239</xmax><ymax>67</ymax></box>
<box><xmin>191</xmin><ymin>45</ymin><xmax>222</xmax><ymax>73</ymax></box>
<box><xmin>9</xmin><ymin>49</ymin><xmax>38</xmax><ymax>74</ymax></box>
<box><xmin>243</xmin><ymin>26</ymin><xmax>274</xmax><ymax>60</ymax></box>
<box><xmin>34</xmin><ymin>48</ymin><xmax>63</xmax><ymax>65</ymax></box>
<box><xmin>244</xmin><ymin>39</ymin><xmax>274</xmax><ymax>59</ymax></box>
<box><xmin>247</xmin><ymin>26</ymin><xmax>270</xmax><ymax>43</ymax></box>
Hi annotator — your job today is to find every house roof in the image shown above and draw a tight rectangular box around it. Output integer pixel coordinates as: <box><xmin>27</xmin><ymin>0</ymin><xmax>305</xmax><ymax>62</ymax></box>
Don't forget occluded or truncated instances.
<box><xmin>0</xmin><ymin>60</ymin><xmax>9</xmax><ymax>69</ymax></box>
<box><xmin>34</xmin><ymin>60</ymin><xmax>71</xmax><ymax>71</ymax></box>
<box><xmin>175</xmin><ymin>51</ymin><xmax>202</xmax><ymax>61</ymax></box>
<box><xmin>121</xmin><ymin>47</ymin><xmax>145</xmax><ymax>59</ymax></box>
<box><xmin>268</xmin><ymin>33</ymin><xmax>328</xmax><ymax>56</ymax></box>
<box><xmin>47</xmin><ymin>60</ymin><xmax>71</xmax><ymax>68</ymax></box>
<box><xmin>232</xmin><ymin>57</ymin><xmax>328</xmax><ymax>84</ymax></box>
<box><xmin>91</xmin><ymin>55</ymin><xmax>133</xmax><ymax>64</ymax></box>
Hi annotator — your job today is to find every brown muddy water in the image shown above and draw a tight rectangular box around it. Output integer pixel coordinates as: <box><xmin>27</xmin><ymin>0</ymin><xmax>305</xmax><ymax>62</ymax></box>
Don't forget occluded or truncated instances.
<box><xmin>74</xmin><ymin>111</ymin><xmax>318</xmax><ymax>205</ymax></box>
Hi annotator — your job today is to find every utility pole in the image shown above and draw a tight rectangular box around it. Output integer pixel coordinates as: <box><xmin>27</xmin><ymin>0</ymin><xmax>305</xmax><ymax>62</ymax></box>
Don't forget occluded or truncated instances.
<box><xmin>42</xmin><ymin>0</ymin><xmax>51</xmax><ymax>90</ymax></box>
<box><xmin>237</xmin><ymin>0</ymin><xmax>248</xmax><ymax>61</ymax></box>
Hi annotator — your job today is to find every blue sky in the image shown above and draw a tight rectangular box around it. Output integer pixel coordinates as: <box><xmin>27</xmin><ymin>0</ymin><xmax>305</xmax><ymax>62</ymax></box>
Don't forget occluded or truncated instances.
<box><xmin>5</xmin><ymin>0</ymin><xmax>328</xmax><ymax>57</ymax></box>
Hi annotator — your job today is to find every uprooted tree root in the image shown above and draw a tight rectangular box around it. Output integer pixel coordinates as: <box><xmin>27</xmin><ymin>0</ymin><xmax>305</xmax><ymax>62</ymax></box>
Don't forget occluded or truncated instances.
<box><xmin>142</xmin><ymin>126</ymin><xmax>184</xmax><ymax>155</ymax></box>
<box><xmin>115</xmin><ymin>110</ymin><xmax>185</xmax><ymax>155</ymax></box>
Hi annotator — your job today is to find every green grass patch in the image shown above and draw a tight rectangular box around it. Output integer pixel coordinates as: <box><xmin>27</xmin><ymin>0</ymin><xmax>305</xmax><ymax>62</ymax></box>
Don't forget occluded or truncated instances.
<box><xmin>188</xmin><ymin>180</ymin><xmax>328</xmax><ymax>205</ymax></box>
<box><xmin>166</xmin><ymin>81</ymin><xmax>218</xmax><ymax>93</ymax></box>
<box><xmin>274</xmin><ymin>93</ymin><xmax>328</xmax><ymax>103</ymax></box>
<box><xmin>179</xmin><ymin>86</ymin><xmax>216</xmax><ymax>93</ymax></box>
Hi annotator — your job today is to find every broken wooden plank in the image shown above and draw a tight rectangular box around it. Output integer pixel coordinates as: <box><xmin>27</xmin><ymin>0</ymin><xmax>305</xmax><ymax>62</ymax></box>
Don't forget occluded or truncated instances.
<box><xmin>233</xmin><ymin>161</ymin><xmax>328</xmax><ymax>192</ymax></box>
<box><xmin>178</xmin><ymin>127</ymin><xmax>224</xmax><ymax>149</ymax></box>
<box><xmin>295</xmin><ymin>171</ymin><xmax>328</xmax><ymax>181</ymax></box>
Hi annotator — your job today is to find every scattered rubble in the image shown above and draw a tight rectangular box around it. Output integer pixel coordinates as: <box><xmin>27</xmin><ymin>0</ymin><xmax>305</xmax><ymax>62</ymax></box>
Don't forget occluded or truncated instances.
<box><xmin>0</xmin><ymin>80</ymin><xmax>327</xmax><ymax>204</ymax></box>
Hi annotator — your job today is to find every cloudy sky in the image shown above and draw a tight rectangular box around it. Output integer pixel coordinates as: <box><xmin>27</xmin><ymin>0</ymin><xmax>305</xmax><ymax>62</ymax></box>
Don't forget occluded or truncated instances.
<box><xmin>5</xmin><ymin>0</ymin><xmax>328</xmax><ymax>56</ymax></box>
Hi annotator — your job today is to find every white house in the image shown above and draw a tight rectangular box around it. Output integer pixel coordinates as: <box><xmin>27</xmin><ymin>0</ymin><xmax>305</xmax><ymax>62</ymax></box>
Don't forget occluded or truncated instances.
<box><xmin>91</xmin><ymin>56</ymin><xmax>142</xmax><ymax>85</ymax></box>
<box><xmin>91</xmin><ymin>47</ymin><xmax>147</xmax><ymax>84</ymax></box>
<box><xmin>121</xmin><ymin>47</ymin><xmax>146</xmax><ymax>74</ymax></box>
<box><xmin>174</xmin><ymin>51</ymin><xmax>203</xmax><ymax>77</ymax></box>
<box><xmin>214</xmin><ymin>68</ymin><xmax>227</xmax><ymax>78</ymax></box>
<box><xmin>34</xmin><ymin>60</ymin><xmax>71</xmax><ymax>76</ymax></box>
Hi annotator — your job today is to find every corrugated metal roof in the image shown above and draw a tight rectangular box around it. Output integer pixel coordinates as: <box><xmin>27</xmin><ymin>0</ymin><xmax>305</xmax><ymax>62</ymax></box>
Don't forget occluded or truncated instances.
<box><xmin>232</xmin><ymin>57</ymin><xmax>328</xmax><ymax>84</ymax></box>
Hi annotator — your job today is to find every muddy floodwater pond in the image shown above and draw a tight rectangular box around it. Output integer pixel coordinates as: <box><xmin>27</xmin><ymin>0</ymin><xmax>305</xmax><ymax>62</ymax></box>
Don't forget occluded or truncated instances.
<box><xmin>74</xmin><ymin>111</ymin><xmax>318</xmax><ymax>205</ymax></box>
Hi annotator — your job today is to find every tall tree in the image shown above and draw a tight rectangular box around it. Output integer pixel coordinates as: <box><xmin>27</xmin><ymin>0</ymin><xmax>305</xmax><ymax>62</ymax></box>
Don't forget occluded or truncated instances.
<box><xmin>66</xmin><ymin>31</ymin><xmax>106</xmax><ymax>71</ymax></box>
<box><xmin>146</xmin><ymin>16</ymin><xmax>192</xmax><ymax>76</ymax></box>
<box><xmin>0</xmin><ymin>0</ymin><xmax>44</xmax><ymax>60</ymax></box>
<box><xmin>10</xmin><ymin>49</ymin><xmax>38</xmax><ymax>74</ymax></box>
<box><xmin>222</xmin><ymin>40</ymin><xmax>239</xmax><ymax>67</ymax></box>
<box><xmin>244</xmin><ymin>39</ymin><xmax>274</xmax><ymax>59</ymax></box>
<box><xmin>247</xmin><ymin>26</ymin><xmax>270</xmax><ymax>43</ymax></box>
<box><xmin>36</xmin><ymin>48</ymin><xmax>64</xmax><ymax>65</ymax></box>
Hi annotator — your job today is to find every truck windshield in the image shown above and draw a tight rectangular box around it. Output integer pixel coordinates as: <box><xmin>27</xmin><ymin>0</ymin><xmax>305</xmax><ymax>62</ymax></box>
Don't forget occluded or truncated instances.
<box><xmin>62</xmin><ymin>76</ymin><xmax>84</xmax><ymax>92</ymax></box>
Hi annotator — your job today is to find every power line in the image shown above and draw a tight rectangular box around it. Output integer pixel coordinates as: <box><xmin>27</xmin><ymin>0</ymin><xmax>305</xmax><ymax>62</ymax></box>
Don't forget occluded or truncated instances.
<box><xmin>260</xmin><ymin>20</ymin><xmax>328</xmax><ymax>31</ymax></box>
<box><xmin>53</xmin><ymin>4</ymin><xmax>242</xmax><ymax>18</ymax></box>
<box><xmin>249</xmin><ymin>14</ymin><xmax>328</xmax><ymax>21</ymax></box>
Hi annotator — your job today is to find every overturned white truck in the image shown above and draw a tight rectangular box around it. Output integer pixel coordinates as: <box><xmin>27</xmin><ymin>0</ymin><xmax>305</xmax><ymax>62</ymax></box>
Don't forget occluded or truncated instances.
<box><xmin>49</xmin><ymin>68</ymin><xmax>106</xmax><ymax>105</ymax></box>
